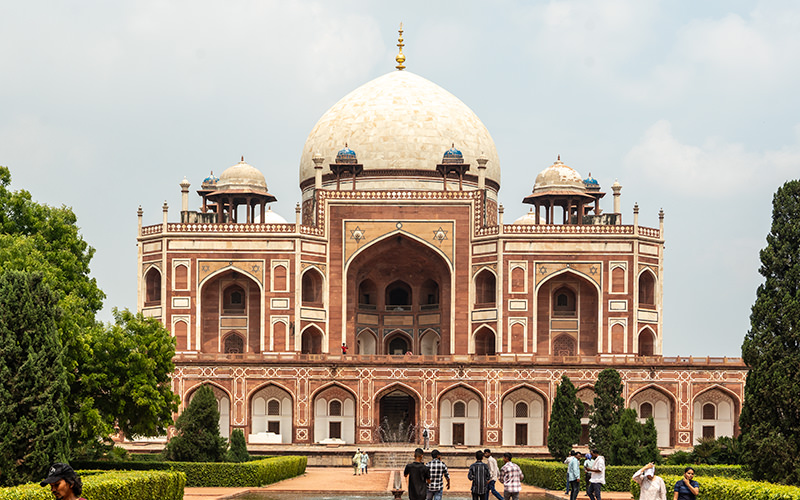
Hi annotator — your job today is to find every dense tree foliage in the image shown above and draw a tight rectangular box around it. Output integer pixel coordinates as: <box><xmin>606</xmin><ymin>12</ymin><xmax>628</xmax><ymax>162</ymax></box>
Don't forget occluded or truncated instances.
<box><xmin>589</xmin><ymin>368</ymin><xmax>624</xmax><ymax>454</ymax></box>
<box><xmin>0</xmin><ymin>167</ymin><xmax>177</xmax><ymax>458</ymax></box>
<box><xmin>227</xmin><ymin>429</ymin><xmax>250</xmax><ymax>463</ymax></box>
<box><xmin>606</xmin><ymin>409</ymin><xmax>660</xmax><ymax>465</ymax></box>
<box><xmin>0</xmin><ymin>271</ymin><xmax>69</xmax><ymax>486</ymax></box>
<box><xmin>548</xmin><ymin>375</ymin><xmax>582</xmax><ymax>461</ymax></box>
<box><xmin>740</xmin><ymin>179</ymin><xmax>800</xmax><ymax>485</ymax></box>
<box><xmin>164</xmin><ymin>385</ymin><xmax>227</xmax><ymax>462</ymax></box>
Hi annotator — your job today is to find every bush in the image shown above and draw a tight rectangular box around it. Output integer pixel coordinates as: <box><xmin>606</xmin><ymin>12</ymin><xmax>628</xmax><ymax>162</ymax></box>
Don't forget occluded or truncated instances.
<box><xmin>227</xmin><ymin>429</ymin><xmax>250</xmax><ymax>463</ymax></box>
<box><xmin>0</xmin><ymin>470</ymin><xmax>185</xmax><ymax>500</ymax></box>
<box><xmin>71</xmin><ymin>456</ymin><xmax>306</xmax><ymax>487</ymax></box>
<box><xmin>633</xmin><ymin>474</ymin><xmax>800</xmax><ymax>500</ymax></box>
<box><xmin>517</xmin><ymin>459</ymin><xmax>749</xmax><ymax>492</ymax></box>
<box><xmin>163</xmin><ymin>385</ymin><xmax>227</xmax><ymax>462</ymax></box>
<box><xmin>665</xmin><ymin>451</ymin><xmax>693</xmax><ymax>465</ymax></box>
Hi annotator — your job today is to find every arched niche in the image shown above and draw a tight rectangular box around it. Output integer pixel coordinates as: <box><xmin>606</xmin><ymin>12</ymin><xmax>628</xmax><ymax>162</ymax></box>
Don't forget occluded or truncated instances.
<box><xmin>250</xmin><ymin>384</ymin><xmax>293</xmax><ymax>444</ymax></box>
<box><xmin>357</xmin><ymin>329</ymin><xmax>377</xmax><ymax>355</ymax></box>
<box><xmin>474</xmin><ymin>269</ymin><xmax>496</xmax><ymax>307</ymax></box>
<box><xmin>302</xmin><ymin>268</ymin><xmax>324</xmax><ymax>307</ymax></box>
<box><xmin>301</xmin><ymin>325</ymin><xmax>324</xmax><ymax>354</ymax></box>
<box><xmin>693</xmin><ymin>388</ymin><xmax>737</xmax><ymax>442</ymax></box>
<box><xmin>473</xmin><ymin>326</ymin><xmax>496</xmax><ymax>355</ymax></box>
<box><xmin>144</xmin><ymin>267</ymin><xmax>161</xmax><ymax>306</ymax></box>
<box><xmin>420</xmin><ymin>329</ymin><xmax>440</xmax><ymax>356</ymax></box>
<box><xmin>313</xmin><ymin>385</ymin><xmax>356</xmax><ymax>444</ymax></box>
<box><xmin>199</xmin><ymin>269</ymin><xmax>261</xmax><ymax>354</ymax></box>
<box><xmin>638</xmin><ymin>270</ymin><xmax>656</xmax><ymax>308</ymax></box>
<box><xmin>502</xmin><ymin>386</ymin><xmax>546</xmax><ymax>446</ymax></box>
<box><xmin>187</xmin><ymin>384</ymin><xmax>230</xmax><ymax>439</ymax></box>
<box><xmin>630</xmin><ymin>386</ymin><xmax>674</xmax><ymax>447</ymax></box>
<box><xmin>439</xmin><ymin>385</ymin><xmax>482</xmax><ymax>446</ymax></box>
<box><xmin>638</xmin><ymin>327</ymin><xmax>656</xmax><ymax>356</ymax></box>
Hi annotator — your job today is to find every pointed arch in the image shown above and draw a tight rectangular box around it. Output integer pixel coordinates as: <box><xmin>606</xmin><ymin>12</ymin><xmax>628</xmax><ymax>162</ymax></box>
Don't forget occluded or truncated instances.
<box><xmin>637</xmin><ymin>326</ymin><xmax>657</xmax><ymax>356</ymax></box>
<box><xmin>474</xmin><ymin>267</ymin><xmax>497</xmax><ymax>307</ymax></box>
<box><xmin>345</xmin><ymin>229</ymin><xmax>454</xmax><ymax>272</ymax></box>
<box><xmin>312</xmin><ymin>382</ymin><xmax>357</xmax><ymax>443</ymax></box>
<box><xmin>301</xmin><ymin>266</ymin><xmax>325</xmax><ymax>307</ymax></box>
<box><xmin>356</xmin><ymin>328</ymin><xmax>378</xmax><ymax>355</ymax></box>
<box><xmin>143</xmin><ymin>265</ymin><xmax>162</xmax><ymax>306</ymax></box>
<box><xmin>637</xmin><ymin>268</ymin><xmax>657</xmax><ymax>308</ymax></box>
<box><xmin>438</xmin><ymin>383</ymin><xmax>484</xmax><ymax>446</ymax></box>
<box><xmin>472</xmin><ymin>324</ymin><xmax>497</xmax><ymax>355</ymax></box>
<box><xmin>629</xmin><ymin>383</ymin><xmax>677</xmax><ymax>447</ymax></box>
<box><xmin>300</xmin><ymin>324</ymin><xmax>325</xmax><ymax>354</ymax></box>
<box><xmin>501</xmin><ymin>384</ymin><xmax>547</xmax><ymax>446</ymax></box>
<box><xmin>375</xmin><ymin>382</ymin><xmax>422</xmax><ymax>443</ymax></box>
<box><xmin>419</xmin><ymin>328</ymin><xmax>441</xmax><ymax>356</ymax></box>
<box><xmin>249</xmin><ymin>382</ymin><xmax>293</xmax><ymax>444</ymax></box>
<box><xmin>385</xmin><ymin>329</ymin><xmax>413</xmax><ymax>355</ymax></box>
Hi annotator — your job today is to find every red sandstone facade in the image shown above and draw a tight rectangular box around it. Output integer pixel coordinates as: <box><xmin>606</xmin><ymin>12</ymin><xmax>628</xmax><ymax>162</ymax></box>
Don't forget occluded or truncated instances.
<box><xmin>137</xmin><ymin>69</ymin><xmax>746</xmax><ymax>450</ymax></box>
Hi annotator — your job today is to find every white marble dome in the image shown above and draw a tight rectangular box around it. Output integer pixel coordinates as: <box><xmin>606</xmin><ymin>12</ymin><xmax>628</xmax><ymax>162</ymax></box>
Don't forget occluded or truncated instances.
<box><xmin>262</xmin><ymin>207</ymin><xmax>287</xmax><ymax>224</ymax></box>
<box><xmin>513</xmin><ymin>209</ymin><xmax>545</xmax><ymax>225</ymax></box>
<box><xmin>532</xmin><ymin>159</ymin><xmax>586</xmax><ymax>195</ymax></box>
<box><xmin>299</xmin><ymin>71</ymin><xmax>500</xmax><ymax>188</ymax></box>
<box><xmin>217</xmin><ymin>158</ymin><xmax>269</xmax><ymax>193</ymax></box>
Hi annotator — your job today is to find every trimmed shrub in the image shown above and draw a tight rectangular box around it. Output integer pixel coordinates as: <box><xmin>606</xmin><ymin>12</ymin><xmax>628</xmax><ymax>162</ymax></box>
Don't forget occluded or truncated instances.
<box><xmin>517</xmin><ymin>459</ymin><xmax>749</xmax><ymax>492</ymax></box>
<box><xmin>633</xmin><ymin>474</ymin><xmax>800</xmax><ymax>500</ymax></box>
<box><xmin>0</xmin><ymin>470</ymin><xmax>185</xmax><ymax>500</ymax></box>
<box><xmin>227</xmin><ymin>429</ymin><xmax>250</xmax><ymax>462</ymax></box>
<box><xmin>71</xmin><ymin>456</ymin><xmax>306</xmax><ymax>487</ymax></box>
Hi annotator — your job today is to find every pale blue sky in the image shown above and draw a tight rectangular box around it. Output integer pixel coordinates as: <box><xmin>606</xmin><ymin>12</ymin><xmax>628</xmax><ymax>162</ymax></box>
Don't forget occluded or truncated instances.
<box><xmin>3</xmin><ymin>1</ymin><xmax>799</xmax><ymax>356</ymax></box>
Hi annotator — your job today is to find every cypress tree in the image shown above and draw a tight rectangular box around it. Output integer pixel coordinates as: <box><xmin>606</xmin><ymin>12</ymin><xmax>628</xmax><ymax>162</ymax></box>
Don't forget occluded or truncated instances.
<box><xmin>164</xmin><ymin>385</ymin><xmax>227</xmax><ymax>462</ymax></box>
<box><xmin>227</xmin><ymin>429</ymin><xmax>250</xmax><ymax>462</ymax></box>
<box><xmin>639</xmin><ymin>417</ymin><xmax>661</xmax><ymax>464</ymax></box>
<box><xmin>740</xmin><ymin>179</ymin><xmax>800</xmax><ymax>485</ymax></box>
<box><xmin>547</xmin><ymin>374</ymin><xmax>582</xmax><ymax>461</ymax></box>
<box><xmin>0</xmin><ymin>270</ymin><xmax>69</xmax><ymax>486</ymax></box>
<box><xmin>589</xmin><ymin>368</ymin><xmax>623</xmax><ymax>455</ymax></box>
<box><xmin>607</xmin><ymin>408</ymin><xmax>643</xmax><ymax>465</ymax></box>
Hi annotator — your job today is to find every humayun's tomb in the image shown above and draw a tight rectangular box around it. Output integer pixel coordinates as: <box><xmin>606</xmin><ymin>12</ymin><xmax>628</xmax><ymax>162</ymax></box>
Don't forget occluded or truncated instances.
<box><xmin>136</xmin><ymin>31</ymin><xmax>746</xmax><ymax>452</ymax></box>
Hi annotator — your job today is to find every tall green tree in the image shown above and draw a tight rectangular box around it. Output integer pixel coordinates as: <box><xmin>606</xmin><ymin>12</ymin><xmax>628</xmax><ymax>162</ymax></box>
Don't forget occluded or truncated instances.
<box><xmin>0</xmin><ymin>271</ymin><xmax>69</xmax><ymax>486</ymax></box>
<box><xmin>73</xmin><ymin>309</ymin><xmax>179</xmax><ymax>457</ymax></box>
<box><xmin>640</xmin><ymin>417</ymin><xmax>661</xmax><ymax>464</ymax></box>
<box><xmin>548</xmin><ymin>374</ymin><xmax>582</xmax><ymax>461</ymax></box>
<box><xmin>164</xmin><ymin>385</ymin><xmax>227</xmax><ymax>462</ymax></box>
<box><xmin>740</xmin><ymin>179</ymin><xmax>800</xmax><ymax>485</ymax></box>
<box><xmin>227</xmin><ymin>429</ymin><xmax>250</xmax><ymax>463</ymax></box>
<box><xmin>607</xmin><ymin>408</ymin><xmax>643</xmax><ymax>465</ymax></box>
<box><xmin>589</xmin><ymin>368</ymin><xmax>624</xmax><ymax>454</ymax></box>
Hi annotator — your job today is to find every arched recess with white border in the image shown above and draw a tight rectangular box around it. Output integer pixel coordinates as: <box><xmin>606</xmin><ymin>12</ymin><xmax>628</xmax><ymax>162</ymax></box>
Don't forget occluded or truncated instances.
<box><xmin>270</xmin><ymin>316</ymin><xmax>290</xmax><ymax>352</ymax></box>
<box><xmin>185</xmin><ymin>382</ymin><xmax>231</xmax><ymax>439</ymax></box>
<box><xmin>142</xmin><ymin>263</ymin><xmax>163</xmax><ymax>309</ymax></box>
<box><xmin>311</xmin><ymin>383</ymin><xmax>358</xmax><ymax>444</ymax></box>
<box><xmin>171</xmin><ymin>315</ymin><xmax>190</xmax><ymax>351</ymax></box>
<box><xmin>172</xmin><ymin>260</ymin><xmax>190</xmax><ymax>291</ymax></box>
<box><xmin>508</xmin><ymin>261</ymin><xmax>528</xmax><ymax>294</ymax></box>
<box><xmin>344</xmin><ymin>230</ymin><xmax>455</xmax><ymax>354</ymax></box>
<box><xmin>373</xmin><ymin>382</ymin><xmax>423</xmax><ymax>441</ymax></box>
<box><xmin>534</xmin><ymin>268</ymin><xmax>603</xmax><ymax>355</ymax></box>
<box><xmin>608</xmin><ymin>319</ymin><xmax>627</xmax><ymax>354</ymax></box>
<box><xmin>299</xmin><ymin>323</ymin><xmax>326</xmax><ymax>354</ymax></box>
<box><xmin>636</xmin><ymin>267</ymin><xmax>658</xmax><ymax>309</ymax></box>
<box><xmin>385</xmin><ymin>329</ymin><xmax>414</xmax><ymax>355</ymax></box>
<box><xmin>471</xmin><ymin>323</ymin><xmax>498</xmax><ymax>355</ymax></box>
<box><xmin>196</xmin><ymin>264</ymin><xmax>265</xmax><ymax>353</ymax></box>
<box><xmin>419</xmin><ymin>328</ymin><xmax>441</xmax><ymax>356</ymax></box>
<box><xmin>507</xmin><ymin>318</ymin><xmax>528</xmax><ymax>353</ymax></box>
<box><xmin>248</xmin><ymin>381</ymin><xmax>294</xmax><ymax>444</ymax></box>
<box><xmin>300</xmin><ymin>264</ymin><xmax>327</xmax><ymax>308</ymax></box>
<box><xmin>692</xmin><ymin>385</ymin><xmax>740</xmax><ymax>443</ymax></box>
<box><xmin>356</xmin><ymin>328</ymin><xmax>378</xmax><ymax>355</ymax></box>
<box><xmin>628</xmin><ymin>384</ymin><xmax>677</xmax><ymax>447</ymax></box>
<box><xmin>437</xmin><ymin>383</ymin><xmax>484</xmax><ymax>446</ymax></box>
<box><xmin>636</xmin><ymin>325</ymin><xmax>658</xmax><ymax>356</ymax></box>
<box><xmin>501</xmin><ymin>384</ymin><xmax>547</xmax><ymax>446</ymax></box>
<box><xmin>609</xmin><ymin>262</ymin><xmax>627</xmax><ymax>294</ymax></box>
<box><xmin>473</xmin><ymin>265</ymin><xmax>498</xmax><ymax>308</ymax></box>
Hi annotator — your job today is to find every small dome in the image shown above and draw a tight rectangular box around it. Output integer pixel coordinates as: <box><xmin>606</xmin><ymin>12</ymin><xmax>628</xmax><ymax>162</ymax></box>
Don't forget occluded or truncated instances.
<box><xmin>442</xmin><ymin>145</ymin><xmax>463</xmax><ymax>164</ymax></box>
<box><xmin>583</xmin><ymin>172</ymin><xmax>599</xmax><ymax>187</ymax></box>
<box><xmin>513</xmin><ymin>209</ymin><xmax>544</xmax><ymax>225</ymax></box>
<box><xmin>202</xmin><ymin>171</ymin><xmax>219</xmax><ymax>189</ymax></box>
<box><xmin>532</xmin><ymin>158</ymin><xmax>586</xmax><ymax>195</ymax></box>
<box><xmin>216</xmin><ymin>158</ymin><xmax>269</xmax><ymax>193</ymax></box>
<box><xmin>335</xmin><ymin>145</ymin><xmax>357</xmax><ymax>164</ymax></box>
<box><xmin>262</xmin><ymin>207</ymin><xmax>287</xmax><ymax>224</ymax></box>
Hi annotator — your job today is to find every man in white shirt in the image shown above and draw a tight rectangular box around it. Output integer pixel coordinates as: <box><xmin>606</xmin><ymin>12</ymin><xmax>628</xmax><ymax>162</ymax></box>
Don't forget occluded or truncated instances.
<box><xmin>483</xmin><ymin>449</ymin><xmax>504</xmax><ymax>500</ymax></box>
<box><xmin>584</xmin><ymin>449</ymin><xmax>605</xmax><ymax>500</ymax></box>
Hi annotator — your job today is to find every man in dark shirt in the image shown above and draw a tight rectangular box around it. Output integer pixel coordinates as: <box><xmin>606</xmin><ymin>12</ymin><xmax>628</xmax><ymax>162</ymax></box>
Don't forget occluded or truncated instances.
<box><xmin>404</xmin><ymin>448</ymin><xmax>431</xmax><ymax>500</ymax></box>
<box><xmin>468</xmin><ymin>449</ymin><xmax>491</xmax><ymax>500</ymax></box>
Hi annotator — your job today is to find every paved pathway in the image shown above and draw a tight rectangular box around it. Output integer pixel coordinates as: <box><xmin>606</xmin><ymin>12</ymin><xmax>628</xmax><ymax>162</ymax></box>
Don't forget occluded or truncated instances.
<box><xmin>184</xmin><ymin>467</ymin><xmax>633</xmax><ymax>499</ymax></box>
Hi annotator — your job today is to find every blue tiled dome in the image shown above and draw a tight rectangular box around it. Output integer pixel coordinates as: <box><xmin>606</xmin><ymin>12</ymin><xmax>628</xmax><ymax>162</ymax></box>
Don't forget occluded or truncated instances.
<box><xmin>202</xmin><ymin>171</ymin><xmax>219</xmax><ymax>188</ymax></box>
<box><xmin>442</xmin><ymin>145</ymin><xmax>463</xmax><ymax>164</ymax></box>
<box><xmin>583</xmin><ymin>173</ymin><xmax>599</xmax><ymax>187</ymax></box>
<box><xmin>336</xmin><ymin>145</ymin><xmax>357</xmax><ymax>164</ymax></box>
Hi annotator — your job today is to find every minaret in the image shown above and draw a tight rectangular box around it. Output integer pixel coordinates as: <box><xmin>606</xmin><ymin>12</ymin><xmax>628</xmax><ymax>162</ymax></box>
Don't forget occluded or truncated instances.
<box><xmin>312</xmin><ymin>153</ymin><xmax>324</xmax><ymax>189</ymax></box>
<box><xmin>395</xmin><ymin>23</ymin><xmax>406</xmax><ymax>70</ymax></box>
<box><xmin>612</xmin><ymin>179</ymin><xmax>622</xmax><ymax>214</ymax></box>
<box><xmin>476</xmin><ymin>152</ymin><xmax>488</xmax><ymax>190</ymax></box>
<box><xmin>180</xmin><ymin>177</ymin><xmax>190</xmax><ymax>212</ymax></box>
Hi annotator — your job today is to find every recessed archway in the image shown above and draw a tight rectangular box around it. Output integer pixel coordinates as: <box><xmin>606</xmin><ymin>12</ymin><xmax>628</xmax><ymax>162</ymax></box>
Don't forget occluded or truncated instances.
<box><xmin>376</xmin><ymin>386</ymin><xmax>419</xmax><ymax>443</ymax></box>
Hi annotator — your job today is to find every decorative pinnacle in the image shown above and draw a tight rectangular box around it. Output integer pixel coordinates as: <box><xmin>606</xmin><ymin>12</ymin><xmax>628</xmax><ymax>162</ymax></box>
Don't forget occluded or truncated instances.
<box><xmin>241</xmin><ymin>156</ymin><xmax>244</xmax><ymax>162</ymax></box>
<box><xmin>395</xmin><ymin>23</ymin><xmax>406</xmax><ymax>70</ymax></box>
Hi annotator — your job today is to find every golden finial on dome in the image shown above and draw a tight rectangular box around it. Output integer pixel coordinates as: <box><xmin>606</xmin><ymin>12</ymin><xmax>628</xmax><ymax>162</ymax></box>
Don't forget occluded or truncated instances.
<box><xmin>395</xmin><ymin>22</ymin><xmax>406</xmax><ymax>71</ymax></box>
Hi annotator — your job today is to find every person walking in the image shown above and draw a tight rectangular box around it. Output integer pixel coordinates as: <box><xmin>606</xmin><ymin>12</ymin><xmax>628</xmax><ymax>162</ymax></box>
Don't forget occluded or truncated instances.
<box><xmin>633</xmin><ymin>462</ymin><xmax>666</xmax><ymax>500</ymax></box>
<box><xmin>567</xmin><ymin>451</ymin><xmax>581</xmax><ymax>500</ymax></box>
<box><xmin>352</xmin><ymin>448</ymin><xmax>362</xmax><ymax>475</ymax></box>
<box><xmin>360</xmin><ymin>449</ymin><xmax>370</xmax><ymax>474</ymax></box>
<box><xmin>468</xmin><ymin>450</ymin><xmax>491</xmax><ymax>500</ymax></box>
<box><xmin>404</xmin><ymin>448</ymin><xmax>431</xmax><ymax>500</ymax></box>
<box><xmin>40</xmin><ymin>463</ymin><xmax>87</xmax><ymax>500</ymax></box>
<box><xmin>564</xmin><ymin>451</ymin><xmax>575</xmax><ymax>495</ymax></box>
<box><xmin>483</xmin><ymin>449</ymin><xmax>504</xmax><ymax>500</ymax></box>
<box><xmin>425</xmin><ymin>449</ymin><xmax>451</xmax><ymax>500</ymax></box>
<box><xmin>584</xmin><ymin>449</ymin><xmax>605</xmax><ymax>500</ymax></box>
<box><xmin>499</xmin><ymin>452</ymin><xmax>524</xmax><ymax>500</ymax></box>
<box><xmin>673</xmin><ymin>467</ymin><xmax>699</xmax><ymax>500</ymax></box>
<box><xmin>423</xmin><ymin>427</ymin><xmax>430</xmax><ymax>450</ymax></box>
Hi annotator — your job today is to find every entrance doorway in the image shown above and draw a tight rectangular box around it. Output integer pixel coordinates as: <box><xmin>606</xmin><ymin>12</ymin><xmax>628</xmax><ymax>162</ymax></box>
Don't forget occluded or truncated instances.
<box><xmin>378</xmin><ymin>389</ymin><xmax>416</xmax><ymax>442</ymax></box>
<box><xmin>452</xmin><ymin>423</ymin><xmax>465</xmax><ymax>445</ymax></box>
<box><xmin>515</xmin><ymin>423</ymin><xmax>528</xmax><ymax>445</ymax></box>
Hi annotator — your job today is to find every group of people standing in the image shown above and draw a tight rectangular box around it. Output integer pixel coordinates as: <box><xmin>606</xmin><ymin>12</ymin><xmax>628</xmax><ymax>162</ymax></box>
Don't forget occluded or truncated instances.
<box><xmin>564</xmin><ymin>450</ymin><xmax>700</xmax><ymax>500</ymax></box>
<box><xmin>404</xmin><ymin>448</ymin><xmax>525</xmax><ymax>500</ymax></box>
<box><xmin>351</xmin><ymin>448</ymin><xmax>370</xmax><ymax>475</ymax></box>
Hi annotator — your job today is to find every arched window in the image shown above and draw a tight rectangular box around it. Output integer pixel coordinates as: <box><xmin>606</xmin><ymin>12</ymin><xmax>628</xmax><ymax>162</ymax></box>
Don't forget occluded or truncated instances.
<box><xmin>511</xmin><ymin>267</ymin><xmax>525</xmax><ymax>293</ymax></box>
<box><xmin>302</xmin><ymin>269</ymin><xmax>324</xmax><ymax>306</ymax></box>
<box><xmin>273</xmin><ymin>265</ymin><xmax>287</xmax><ymax>291</ymax></box>
<box><xmin>358</xmin><ymin>279</ymin><xmax>377</xmax><ymax>309</ymax></box>
<box><xmin>702</xmin><ymin>403</ymin><xmax>716</xmax><ymax>420</ymax></box>
<box><xmin>222</xmin><ymin>284</ymin><xmax>246</xmax><ymax>315</ymax></box>
<box><xmin>639</xmin><ymin>329</ymin><xmax>655</xmax><ymax>356</ymax></box>
<box><xmin>420</xmin><ymin>279</ymin><xmax>439</xmax><ymax>310</ymax></box>
<box><xmin>329</xmin><ymin>399</ymin><xmax>342</xmax><ymax>416</ymax></box>
<box><xmin>553</xmin><ymin>334</ymin><xmax>576</xmax><ymax>356</ymax></box>
<box><xmin>611</xmin><ymin>267</ymin><xmax>625</xmax><ymax>293</ymax></box>
<box><xmin>174</xmin><ymin>264</ymin><xmax>188</xmax><ymax>290</ymax></box>
<box><xmin>515</xmin><ymin>402</ymin><xmax>529</xmax><ymax>418</ymax></box>
<box><xmin>267</xmin><ymin>399</ymin><xmax>280</xmax><ymax>416</ymax></box>
<box><xmin>301</xmin><ymin>327</ymin><xmax>323</xmax><ymax>354</ymax></box>
<box><xmin>453</xmin><ymin>401</ymin><xmax>466</xmax><ymax>418</ymax></box>
<box><xmin>639</xmin><ymin>402</ymin><xmax>653</xmax><ymax>419</ymax></box>
<box><xmin>387</xmin><ymin>335</ymin><xmax>410</xmax><ymax>355</ymax></box>
<box><xmin>145</xmin><ymin>267</ymin><xmax>161</xmax><ymax>306</ymax></box>
<box><xmin>474</xmin><ymin>328</ymin><xmax>496</xmax><ymax>355</ymax></box>
<box><xmin>639</xmin><ymin>272</ymin><xmax>656</xmax><ymax>307</ymax></box>
<box><xmin>474</xmin><ymin>270</ymin><xmax>496</xmax><ymax>307</ymax></box>
<box><xmin>386</xmin><ymin>280</ymin><xmax>412</xmax><ymax>310</ymax></box>
<box><xmin>224</xmin><ymin>333</ymin><xmax>244</xmax><ymax>354</ymax></box>
<box><xmin>552</xmin><ymin>286</ymin><xmax>576</xmax><ymax>317</ymax></box>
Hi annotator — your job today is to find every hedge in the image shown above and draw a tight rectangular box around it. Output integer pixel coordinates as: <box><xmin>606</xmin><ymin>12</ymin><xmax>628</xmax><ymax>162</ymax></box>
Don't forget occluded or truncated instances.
<box><xmin>73</xmin><ymin>456</ymin><xmax>307</xmax><ymax>487</ymax></box>
<box><xmin>633</xmin><ymin>474</ymin><xmax>800</xmax><ymax>500</ymax></box>
<box><xmin>0</xmin><ymin>470</ymin><xmax>185</xmax><ymax>500</ymax></box>
<box><xmin>516</xmin><ymin>459</ymin><xmax>748</xmax><ymax>492</ymax></box>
